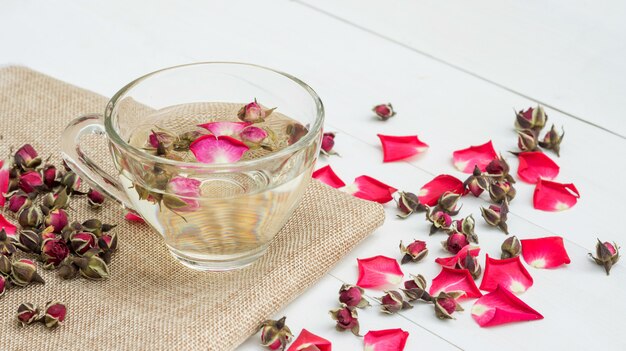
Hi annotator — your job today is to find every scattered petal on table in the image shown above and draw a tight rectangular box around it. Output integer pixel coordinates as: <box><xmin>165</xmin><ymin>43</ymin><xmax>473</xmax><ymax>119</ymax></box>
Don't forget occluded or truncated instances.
<box><xmin>435</xmin><ymin>246</ymin><xmax>480</xmax><ymax>268</ymax></box>
<box><xmin>363</xmin><ymin>328</ymin><xmax>409</xmax><ymax>351</ymax></box>
<box><xmin>0</xmin><ymin>214</ymin><xmax>17</xmax><ymax>238</ymax></box>
<box><xmin>521</xmin><ymin>236</ymin><xmax>571</xmax><ymax>269</ymax></box>
<box><xmin>418</xmin><ymin>174</ymin><xmax>465</xmax><ymax>207</ymax></box>
<box><xmin>429</xmin><ymin>267</ymin><xmax>482</xmax><ymax>299</ymax></box>
<box><xmin>480</xmin><ymin>255</ymin><xmax>533</xmax><ymax>294</ymax></box>
<box><xmin>197</xmin><ymin>121</ymin><xmax>251</xmax><ymax>136</ymax></box>
<box><xmin>452</xmin><ymin>140</ymin><xmax>498</xmax><ymax>173</ymax></box>
<box><xmin>533</xmin><ymin>179</ymin><xmax>580</xmax><ymax>211</ymax></box>
<box><xmin>357</xmin><ymin>255</ymin><xmax>404</xmax><ymax>290</ymax></box>
<box><xmin>471</xmin><ymin>285</ymin><xmax>543</xmax><ymax>327</ymax></box>
<box><xmin>287</xmin><ymin>329</ymin><xmax>331</xmax><ymax>351</ymax></box>
<box><xmin>312</xmin><ymin>165</ymin><xmax>346</xmax><ymax>189</ymax></box>
<box><xmin>377</xmin><ymin>134</ymin><xmax>429</xmax><ymax>162</ymax></box>
<box><xmin>0</xmin><ymin>160</ymin><xmax>10</xmax><ymax>207</ymax></box>
<box><xmin>124</xmin><ymin>212</ymin><xmax>145</xmax><ymax>223</ymax></box>
<box><xmin>343</xmin><ymin>176</ymin><xmax>397</xmax><ymax>204</ymax></box>
<box><xmin>516</xmin><ymin>151</ymin><xmax>560</xmax><ymax>184</ymax></box>
<box><xmin>189</xmin><ymin>135</ymin><xmax>249</xmax><ymax>163</ymax></box>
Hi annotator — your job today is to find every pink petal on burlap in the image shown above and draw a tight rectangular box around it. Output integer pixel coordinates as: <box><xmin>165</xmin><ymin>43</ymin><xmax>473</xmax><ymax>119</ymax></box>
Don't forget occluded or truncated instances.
<box><xmin>189</xmin><ymin>135</ymin><xmax>249</xmax><ymax>164</ymax></box>
<box><xmin>377</xmin><ymin>134</ymin><xmax>429</xmax><ymax>163</ymax></box>
<box><xmin>312</xmin><ymin>165</ymin><xmax>346</xmax><ymax>189</ymax></box>
<box><xmin>533</xmin><ymin>179</ymin><xmax>580</xmax><ymax>211</ymax></box>
<box><xmin>343</xmin><ymin>176</ymin><xmax>397</xmax><ymax>204</ymax></box>
<box><xmin>480</xmin><ymin>255</ymin><xmax>533</xmax><ymax>294</ymax></box>
<box><xmin>429</xmin><ymin>267</ymin><xmax>482</xmax><ymax>299</ymax></box>
<box><xmin>418</xmin><ymin>174</ymin><xmax>466</xmax><ymax>207</ymax></box>
<box><xmin>0</xmin><ymin>160</ymin><xmax>9</xmax><ymax>206</ymax></box>
<box><xmin>287</xmin><ymin>329</ymin><xmax>331</xmax><ymax>351</ymax></box>
<box><xmin>471</xmin><ymin>285</ymin><xmax>543</xmax><ymax>327</ymax></box>
<box><xmin>452</xmin><ymin>140</ymin><xmax>498</xmax><ymax>173</ymax></box>
<box><xmin>357</xmin><ymin>255</ymin><xmax>404</xmax><ymax>290</ymax></box>
<box><xmin>521</xmin><ymin>236</ymin><xmax>571</xmax><ymax>269</ymax></box>
<box><xmin>124</xmin><ymin>212</ymin><xmax>145</xmax><ymax>223</ymax></box>
<box><xmin>197</xmin><ymin>121</ymin><xmax>251</xmax><ymax>136</ymax></box>
<box><xmin>435</xmin><ymin>246</ymin><xmax>480</xmax><ymax>268</ymax></box>
<box><xmin>363</xmin><ymin>328</ymin><xmax>409</xmax><ymax>351</ymax></box>
<box><xmin>0</xmin><ymin>214</ymin><xmax>17</xmax><ymax>238</ymax></box>
<box><xmin>517</xmin><ymin>151</ymin><xmax>559</xmax><ymax>184</ymax></box>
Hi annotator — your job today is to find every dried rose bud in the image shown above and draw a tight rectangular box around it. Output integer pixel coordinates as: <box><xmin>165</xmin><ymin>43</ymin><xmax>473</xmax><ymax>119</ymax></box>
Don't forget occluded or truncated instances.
<box><xmin>14</xmin><ymin>144</ymin><xmax>41</xmax><ymax>170</ymax></box>
<box><xmin>396</xmin><ymin>191</ymin><xmax>426</xmax><ymax>219</ymax></box>
<box><xmin>501</xmin><ymin>235</ymin><xmax>521</xmax><ymax>259</ymax></box>
<box><xmin>455</xmin><ymin>215</ymin><xmax>478</xmax><ymax>243</ymax></box>
<box><xmin>61</xmin><ymin>171</ymin><xmax>82</xmax><ymax>195</ymax></box>
<box><xmin>433</xmin><ymin>291</ymin><xmax>464</xmax><ymax>320</ymax></box>
<box><xmin>81</xmin><ymin>219</ymin><xmax>116</xmax><ymax>237</ymax></box>
<box><xmin>70</xmin><ymin>232</ymin><xmax>97</xmax><ymax>256</ymax></box>
<box><xmin>57</xmin><ymin>258</ymin><xmax>78</xmax><ymax>280</ymax></box>
<box><xmin>399</xmin><ymin>240</ymin><xmax>428</xmax><ymax>264</ymax></box>
<box><xmin>489</xmin><ymin>180</ymin><xmax>516</xmax><ymax>203</ymax></box>
<box><xmin>338</xmin><ymin>284</ymin><xmax>370</xmax><ymax>308</ymax></box>
<box><xmin>0</xmin><ymin>254</ymin><xmax>11</xmax><ymax>276</ymax></box>
<box><xmin>18</xmin><ymin>204</ymin><xmax>44</xmax><ymax>229</ymax></box>
<box><xmin>0</xmin><ymin>275</ymin><xmax>7</xmax><ymax>297</ymax></box>
<box><xmin>464</xmin><ymin>165</ymin><xmax>489</xmax><ymax>197</ymax></box>
<box><xmin>17</xmin><ymin>303</ymin><xmax>40</xmax><ymax>326</ymax></box>
<box><xmin>19</xmin><ymin>170</ymin><xmax>43</xmax><ymax>194</ymax></box>
<box><xmin>517</xmin><ymin>129</ymin><xmax>538</xmax><ymax>152</ymax></box>
<box><xmin>45</xmin><ymin>209</ymin><xmax>68</xmax><ymax>233</ymax></box>
<box><xmin>238</xmin><ymin>99</ymin><xmax>275</xmax><ymax>123</ymax></box>
<box><xmin>42</xmin><ymin>164</ymin><xmax>58</xmax><ymax>189</ymax></box>
<box><xmin>0</xmin><ymin>229</ymin><xmax>17</xmax><ymax>256</ymax></box>
<box><xmin>480</xmin><ymin>202</ymin><xmax>509</xmax><ymax>234</ymax></box>
<box><xmin>441</xmin><ymin>231</ymin><xmax>469</xmax><ymax>254</ymax></box>
<box><xmin>286</xmin><ymin>122</ymin><xmax>308</xmax><ymax>146</ymax></box>
<box><xmin>320</xmin><ymin>132</ymin><xmax>338</xmax><ymax>156</ymax></box>
<box><xmin>589</xmin><ymin>239</ymin><xmax>620</xmax><ymax>275</ymax></box>
<box><xmin>485</xmin><ymin>155</ymin><xmax>515</xmax><ymax>183</ymax></box>
<box><xmin>539</xmin><ymin>124</ymin><xmax>564</xmax><ymax>157</ymax></box>
<box><xmin>87</xmin><ymin>189</ymin><xmax>105</xmax><ymax>209</ymax></box>
<box><xmin>172</xmin><ymin>131</ymin><xmax>204</xmax><ymax>151</ymax></box>
<box><xmin>515</xmin><ymin>106</ymin><xmax>547</xmax><ymax>132</ymax></box>
<box><xmin>459</xmin><ymin>250</ymin><xmax>482</xmax><ymax>279</ymax></box>
<box><xmin>329</xmin><ymin>304</ymin><xmax>360</xmax><ymax>336</ymax></box>
<box><xmin>373</xmin><ymin>103</ymin><xmax>396</xmax><ymax>121</ymax></box>
<box><xmin>427</xmin><ymin>210</ymin><xmax>452</xmax><ymax>235</ymax></box>
<box><xmin>401</xmin><ymin>274</ymin><xmax>431</xmax><ymax>302</ymax></box>
<box><xmin>436</xmin><ymin>191</ymin><xmax>462</xmax><ymax>215</ymax></box>
<box><xmin>17</xmin><ymin>229</ymin><xmax>42</xmax><ymax>254</ymax></box>
<box><xmin>43</xmin><ymin>301</ymin><xmax>66</xmax><ymax>328</ymax></box>
<box><xmin>98</xmin><ymin>233</ymin><xmax>118</xmax><ymax>264</ymax></box>
<box><xmin>8</xmin><ymin>191</ymin><xmax>31</xmax><ymax>213</ymax></box>
<box><xmin>10</xmin><ymin>258</ymin><xmax>45</xmax><ymax>287</ymax></box>
<box><xmin>148</xmin><ymin>130</ymin><xmax>175</xmax><ymax>156</ymax></box>
<box><xmin>71</xmin><ymin>250</ymin><xmax>109</xmax><ymax>280</ymax></box>
<box><xmin>7</xmin><ymin>168</ymin><xmax>20</xmax><ymax>193</ymax></box>
<box><xmin>41</xmin><ymin>237</ymin><xmax>70</xmax><ymax>269</ymax></box>
<box><xmin>258</xmin><ymin>316</ymin><xmax>293</xmax><ymax>350</ymax></box>
<box><xmin>42</xmin><ymin>189</ymin><xmax>70</xmax><ymax>210</ymax></box>
<box><xmin>377</xmin><ymin>290</ymin><xmax>412</xmax><ymax>314</ymax></box>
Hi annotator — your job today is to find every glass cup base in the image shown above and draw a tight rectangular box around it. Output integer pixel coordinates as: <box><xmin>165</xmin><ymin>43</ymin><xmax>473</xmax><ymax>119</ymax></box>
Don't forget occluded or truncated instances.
<box><xmin>167</xmin><ymin>244</ymin><xmax>269</xmax><ymax>271</ymax></box>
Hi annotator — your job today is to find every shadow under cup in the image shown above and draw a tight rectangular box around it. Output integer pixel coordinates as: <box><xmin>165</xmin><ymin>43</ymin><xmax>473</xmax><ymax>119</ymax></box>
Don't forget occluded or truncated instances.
<box><xmin>61</xmin><ymin>62</ymin><xmax>324</xmax><ymax>271</ymax></box>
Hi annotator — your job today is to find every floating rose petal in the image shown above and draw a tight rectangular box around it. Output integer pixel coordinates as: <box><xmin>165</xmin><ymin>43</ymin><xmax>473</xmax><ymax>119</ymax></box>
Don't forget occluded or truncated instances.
<box><xmin>0</xmin><ymin>214</ymin><xmax>17</xmax><ymax>238</ymax></box>
<box><xmin>429</xmin><ymin>267</ymin><xmax>482</xmax><ymax>299</ymax></box>
<box><xmin>520</xmin><ymin>236</ymin><xmax>571</xmax><ymax>269</ymax></box>
<box><xmin>363</xmin><ymin>328</ymin><xmax>409</xmax><ymax>351</ymax></box>
<box><xmin>124</xmin><ymin>212</ymin><xmax>145</xmax><ymax>223</ymax></box>
<box><xmin>312</xmin><ymin>165</ymin><xmax>346</xmax><ymax>189</ymax></box>
<box><xmin>356</xmin><ymin>255</ymin><xmax>404</xmax><ymax>290</ymax></box>
<box><xmin>517</xmin><ymin>152</ymin><xmax>559</xmax><ymax>184</ymax></box>
<box><xmin>480</xmin><ymin>255</ymin><xmax>533</xmax><ymax>294</ymax></box>
<box><xmin>452</xmin><ymin>141</ymin><xmax>498</xmax><ymax>173</ymax></box>
<box><xmin>287</xmin><ymin>329</ymin><xmax>331</xmax><ymax>351</ymax></box>
<box><xmin>166</xmin><ymin>177</ymin><xmax>202</xmax><ymax>212</ymax></box>
<box><xmin>342</xmin><ymin>176</ymin><xmax>396</xmax><ymax>204</ymax></box>
<box><xmin>435</xmin><ymin>246</ymin><xmax>480</xmax><ymax>268</ymax></box>
<box><xmin>0</xmin><ymin>160</ymin><xmax>9</xmax><ymax>207</ymax></box>
<box><xmin>189</xmin><ymin>135</ymin><xmax>249</xmax><ymax>164</ymax></box>
<box><xmin>197</xmin><ymin>121</ymin><xmax>251</xmax><ymax>137</ymax></box>
<box><xmin>471</xmin><ymin>285</ymin><xmax>543</xmax><ymax>327</ymax></box>
<box><xmin>418</xmin><ymin>174</ymin><xmax>465</xmax><ymax>207</ymax></box>
<box><xmin>533</xmin><ymin>179</ymin><xmax>580</xmax><ymax>212</ymax></box>
<box><xmin>377</xmin><ymin>134</ymin><xmax>429</xmax><ymax>163</ymax></box>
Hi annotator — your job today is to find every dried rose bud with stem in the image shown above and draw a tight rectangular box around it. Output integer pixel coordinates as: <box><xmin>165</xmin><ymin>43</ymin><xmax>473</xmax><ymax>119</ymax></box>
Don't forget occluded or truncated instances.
<box><xmin>501</xmin><ymin>236</ymin><xmax>521</xmax><ymax>259</ymax></box>
<box><xmin>399</xmin><ymin>239</ymin><xmax>428</xmax><ymax>264</ymax></box>
<box><xmin>589</xmin><ymin>239</ymin><xmax>620</xmax><ymax>275</ymax></box>
<box><xmin>395</xmin><ymin>191</ymin><xmax>426</xmax><ymax>219</ymax></box>
<box><xmin>376</xmin><ymin>290</ymin><xmax>412</xmax><ymax>314</ymax></box>
<box><xmin>329</xmin><ymin>304</ymin><xmax>360</xmax><ymax>336</ymax></box>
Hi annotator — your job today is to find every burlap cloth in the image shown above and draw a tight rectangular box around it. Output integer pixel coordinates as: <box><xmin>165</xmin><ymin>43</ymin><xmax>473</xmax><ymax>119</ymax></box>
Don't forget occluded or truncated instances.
<box><xmin>0</xmin><ymin>66</ymin><xmax>385</xmax><ymax>350</ymax></box>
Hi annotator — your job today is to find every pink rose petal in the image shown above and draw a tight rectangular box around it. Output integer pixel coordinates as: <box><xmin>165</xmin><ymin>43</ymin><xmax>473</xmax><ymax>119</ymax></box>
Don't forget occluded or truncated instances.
<box><xmin>189</xmin><ymin>135</ymin><xmax>249</xmax><ymax>164</ymax></box>
<box><xmin>472</xmin><ymin>285</ymin><xmax>543</xmax><ymax>327</ymax></box>
<box><xmin>480</xmin><ymin>255</ymin><xmax>533</xmax><ymax>294</ymax></box>
<box><xmin>124</xmin><ymin>212</ymin><xmax>145</xmax><ymax>223</ymax></box>
<box><xmin>435</xmin><ymin>246</ymin><xmax>480</xmax><ymax>268</ymax></box>
<box><xmin>418</xmin><ymin>174</ymin><xmax>466</xmax><ymax>207</ymax></box>
<box><xmin>452</xmin><ymin>140</ymin><xmax>498</xmax><ymax>173</ymax></box>
<box><xmin>167</xmin><ymin>176</ymin><xmax>202</xmax><ymax>212</ymax></box>
<box><xmin>520</xmin><ymin>236</ymin><xmax>571</xmax><ymax>269</ymax></box>
<box><xmin>357</xmin><ymin>255</ymin><xmax>404</xmax><ymax>290</ymax></box>
<box><xmin>197</xmin><ymin>121</ymin><xmax>251</xmax><ymax>136</ymax></box>
<box><xmin>343</xmin><ymin>176</ymin><xmax>396</xmax><ymax>204</ymax></box>
<box><xmin>0</xmin><ymin>214</ymin><xmax>17</xmax><ymax>238</ymax></box>
<box><xmin>377</xmin><ymin>134</ymin><xmax>429</xmax><ymax>163</ymax></box>
<box><xmin>312</xmin><ymin>165</ymin><xmax>346</xmax><ymax>189</ymax></box>
<box><xmin>363</xmin><ymin>328</ymin><xmax>409</xmax><ymax>351</ymax></box>
<box><xmin>0</xmin><ymin>160</ymin><xmax>9</xmax><ymax>207</ymax></box>
<box><xmin>533</xmin><ymin>179</ymin><xmax>580</xmax><ymax>212</ymax></box>
<box><xmin>429</xmin><ymin>267</ymin><xmax>482</xmax><ymax>299</ymax></box>
<box><xmin>517</xmin><ymin>151</ymin><xmax>560</xmax><ymax>184</ymax></box>
<box><xmin>287</xmin><ymin>329</ymin><xmax>331</xmax><ymax>351</ymax></box>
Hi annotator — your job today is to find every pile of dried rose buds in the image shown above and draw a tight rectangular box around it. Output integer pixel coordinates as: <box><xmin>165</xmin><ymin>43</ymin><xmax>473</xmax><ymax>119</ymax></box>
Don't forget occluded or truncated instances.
<box><xmin>17</xmin><ymin>301</ymin><xmax>66</xmax><ymax>328</ymax></box>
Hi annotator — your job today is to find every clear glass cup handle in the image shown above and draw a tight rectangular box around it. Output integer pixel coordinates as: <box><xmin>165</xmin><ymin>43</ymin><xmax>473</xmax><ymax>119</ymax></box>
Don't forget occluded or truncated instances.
<box><xmin>60</xmin><ymin>114</ymin><xmax>134</xmax><ymax>210</ymax></box>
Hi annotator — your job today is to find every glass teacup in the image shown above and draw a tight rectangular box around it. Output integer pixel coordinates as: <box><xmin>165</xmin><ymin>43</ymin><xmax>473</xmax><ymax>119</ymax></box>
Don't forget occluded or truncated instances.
<box><xmin>61</xmin><ymin>62</ymin><xmax>324</xmax><ymax>271</ymax></box>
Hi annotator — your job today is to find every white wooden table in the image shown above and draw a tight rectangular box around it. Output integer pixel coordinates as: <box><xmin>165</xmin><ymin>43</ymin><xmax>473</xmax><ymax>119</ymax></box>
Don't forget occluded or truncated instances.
<box><xmin>2</xmin><ymin>1</ymin><xmax>624</xmax><ymax>349</ymax></box>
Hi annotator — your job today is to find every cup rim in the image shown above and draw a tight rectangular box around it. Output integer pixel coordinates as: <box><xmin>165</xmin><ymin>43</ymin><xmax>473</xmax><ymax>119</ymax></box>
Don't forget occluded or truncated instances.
<box><xmin>104</xmin><ymin>62</ymin><xmax>324</xmax><ymax>169</ymax></box>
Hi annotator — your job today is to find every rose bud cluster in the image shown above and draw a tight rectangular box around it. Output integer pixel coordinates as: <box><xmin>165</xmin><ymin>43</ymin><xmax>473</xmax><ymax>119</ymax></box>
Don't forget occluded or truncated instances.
<box><xmin>372</xmin><ymin>103</ymin><xmax>396</xmax><ymax>121</ymax></box>
<box><xmin>258</xmin><ymin>316</ymin><xmax>293</xmax><ymax>350</ymax></box>
<box><xmin>329</xmin><ymin>304</ymin><xmax>360</xmax><ymax>336</ymax></box>
<box><xmin>87</xmin><ymin>189</ymin><xmax>106</xmax><ymax>209</ymax></box>
<box><xmin>501</xmin><ymin>236</ymin><xmax>521</xmax><ymax>259</ymax></box>
<box><xmin>454</xmin><ymin>215</ymin><xmax>478</xmax><ymax>243</ymax></box>
<box><xmin>513</xmin><ymin>105</ymin><xmax>564</xmax><ymax>157</ymax></box>
<box><xmin>338</xmin><ymin>284</ymin><xmax>370</xmax><ymax>308</ymax></box>
<box><xmin>433</xmin><ymin>291</ymin><xmax>464</xmax><ymax>320</ymax></box>
<box><xmin>589</xmin><ymin>239</ymin><xmax>620</xmax><ymax>275</ymax></box>
<box><xmin>480</xmin><ymin>201</ymin><xmax>510</xmax><ymax>234</ymax></box>
<box><xmin>238</xmin><ymin>99</ymin><xmax>275</xmax><ymax>123</ymax></box>
<box><xmin>399</xmin><ymin>239</ymin><xmax>428</xmax><ymax>264</ymax></box>
<box><xmin>401</xmin><ymin>274</ymin><xmax>431</xmax><ymax>302</ymax></box>
<box><xmin>320</xmin><ymin>132</ymin><xmax>338</xmax><ymax>156</ymax></box>
<box><xmin>376</xmin><ymin>290</ymin><xmax>412</xmax><ymax>314</ymax></box>
<box><xmin>16</xmin><ymin>301</ymin><xmax>66</xmax><ymax>328</ymax></box>
<box><xmin>441</xmin><ymin>231</ymin><xmax>470</xmax><ymax>254</ymax></box>
<box><xmin>395</xmin><ymin>191</ymin><xmax>426</xmax><ymax>219</ymax></box>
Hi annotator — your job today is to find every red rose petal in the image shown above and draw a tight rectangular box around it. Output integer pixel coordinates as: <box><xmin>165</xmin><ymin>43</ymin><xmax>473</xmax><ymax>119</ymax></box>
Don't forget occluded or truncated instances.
<box><xmin>124</xmin><ymin>212</ymin><xmax>145</xmax><ymax>223</ymax></box>
<box><xmin>287</xmin><ymin>329</ymin><xmax>331</xmax><ymax>351</ymax></box>
<box><xmin>377</xmin><ymin>134</ymin><xmax>429</xmax><ymax>163</ymax></box>
<box><xmin>0</xmin><ymin>214</ymin><xmax>17</xmax><ymax>238</ymax></box>
<box><xmin>189</xmin><ymin>135</ymin><xmax>249</xmax><ymax>164</ymax></box>
<box><xmin>418</xmin><ymin>174</ymin><xmax>466</xmax><ymax>206</ymax></box>
<box><xmin>480</xmin><ymin>255</ymin><xmax>533</xmax><ymax>294</ymax></box>
<box><xmin>435</xmin><ymin>246</ymin><xmax>480</xmax><ymax>268</ymax></box>
<box><xmin>357</xmin><ymin>255</ymin><xmax>404</xmax><ymax>290</ymax></box>
<box><xmin>517</xmin><ymin>151</ymin><xmax>560</xmax><ymax>184</ymax></box>
<box><xmin>343</xmin><ymin>176</ymin><xmax>396</xmax><ymax>204</ymax></box>
<box><xmin>429</xmin><ymin>267</ymin><xmax>482</xmax><ymax>299</ymax></box>
<box><xmin>363</xmin><ymin>328</ymin><xmax>409</xmax><ymax>351</ymax></box>
<box><xmin>533</xmin><ymin>179</ymin><xmax>580</xmax><ymax>212</ymax></box>
<box><xmin>452</xmin><ymin>140</ymin><xmax>498</xmax><ymax>173</ymax></box>
<box><xmin>520</xmin><ymin>236</ymin><xmax>571</xmax><ymax>269</ymax></box>
<box><xmin>471</xmin><ymin>285</ymin><xmax>543</xmax><ymax>327</ymax></box>
<box><xmin>0</xmin><ymin>160</ymin><xmax>9</xmax><ymax>207</ymax></box>
<box><xmin>197</xmin><ymin>121</ymin><xmax>251</xmax><ymax>136</ymax></box>
<box><xmin>312</xmin><ymin>165</ymin><xmax>346</xmax><ymax>189</ymax></box>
